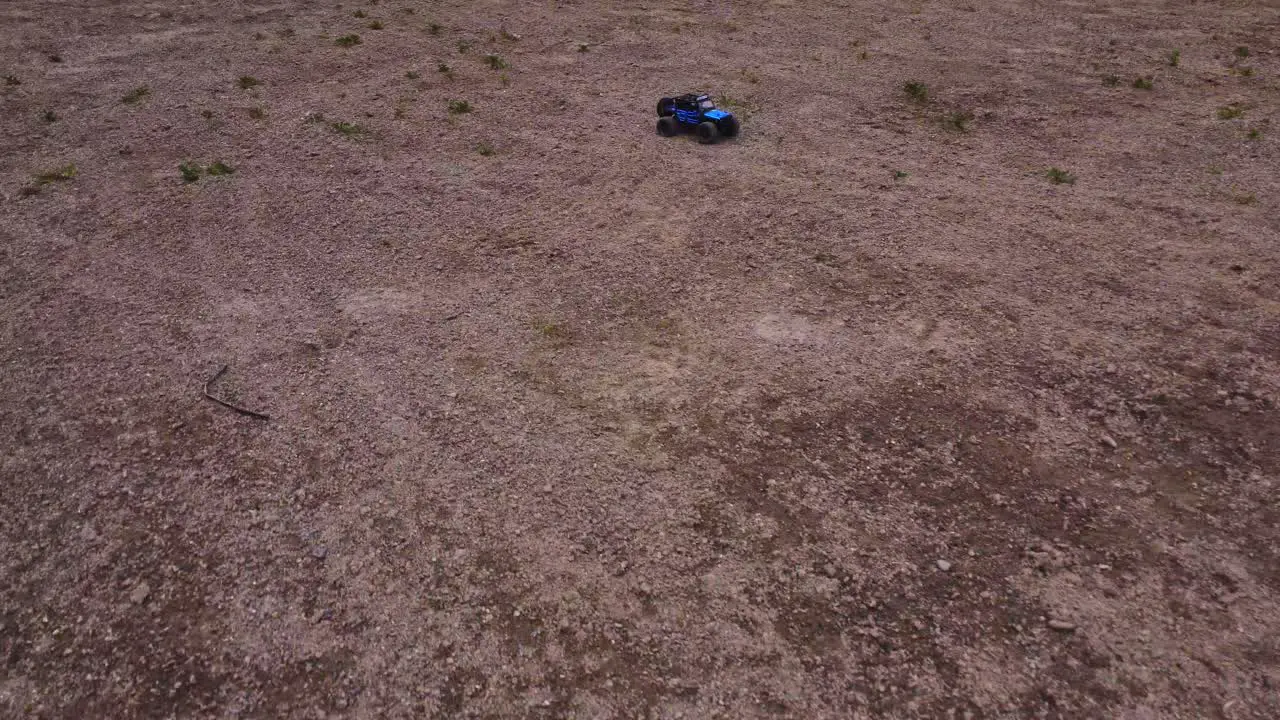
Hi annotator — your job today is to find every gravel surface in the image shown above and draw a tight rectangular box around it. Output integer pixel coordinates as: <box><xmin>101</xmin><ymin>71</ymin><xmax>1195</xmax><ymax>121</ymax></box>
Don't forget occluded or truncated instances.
<box><xmin>3</xmin><ymin>0</ymin><xmax>1279</xmax><ymax>718</ymax></box>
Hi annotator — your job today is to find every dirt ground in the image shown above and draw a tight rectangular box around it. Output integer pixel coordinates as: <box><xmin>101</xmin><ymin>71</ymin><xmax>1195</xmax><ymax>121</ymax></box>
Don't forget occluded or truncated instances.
<box><xmin>2</xmin><ymin>0</ymin><xmax>1279</xmax><ymax>717</ymax></box>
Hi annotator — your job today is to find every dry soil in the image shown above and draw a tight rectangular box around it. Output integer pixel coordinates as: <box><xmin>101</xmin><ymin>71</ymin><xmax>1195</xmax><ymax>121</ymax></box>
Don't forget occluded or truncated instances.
<box><xmin>2</xmin><ymin>0</ymin><xmax>1280</xmax><ymax>718</ymax></box>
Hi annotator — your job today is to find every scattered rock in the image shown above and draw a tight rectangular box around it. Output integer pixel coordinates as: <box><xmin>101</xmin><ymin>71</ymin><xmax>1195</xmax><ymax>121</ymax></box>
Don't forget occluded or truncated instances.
<box><xmin>1100</xmin><ymin>434</ymin><xmax>1118</xmax><ymax>449</ymax></box>
<box><xmin>1047</xmin><ymin>619</ymin><xmax>1077</xmax><ymax>632</ymax></box>
<box><xmin>129</xmin><ymin>581</ymin><xmax>151</xmax><ymax>605</ymax></box>
<box><xmin>822</xmin><ymin>563</ymin><xmax>838</xmax><ymax>578</ymax></box>
<box><xmin>936</xmin><ymin>559</ymin><xmax>952</xmax><ymax>572</ymax></box>
<box><xmin>311</xmin><ymin>546</ymin><xmax>328</xmax><ymax>559</ymax></box>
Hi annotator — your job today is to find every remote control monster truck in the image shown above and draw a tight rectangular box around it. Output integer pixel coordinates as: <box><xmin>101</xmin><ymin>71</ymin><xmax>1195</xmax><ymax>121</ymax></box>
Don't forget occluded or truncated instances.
<box><xmin>656</xmin><ymin>94</ymin><xmax>740</xmax><ymax>144</ymax></box>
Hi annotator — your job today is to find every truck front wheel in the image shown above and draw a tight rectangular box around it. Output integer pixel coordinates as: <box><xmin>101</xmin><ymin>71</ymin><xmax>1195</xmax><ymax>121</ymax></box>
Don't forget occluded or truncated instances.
<box><xmin>696</xmin><ymin>121</ymin><xmax>720</xmax><ymax>144</ymax></box>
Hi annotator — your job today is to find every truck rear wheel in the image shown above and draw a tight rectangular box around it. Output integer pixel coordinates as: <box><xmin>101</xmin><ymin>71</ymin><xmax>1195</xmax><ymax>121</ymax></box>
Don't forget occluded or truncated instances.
<box><xmin>696</xmin><ymin>121</ymin><xmax>720</xmax><ymax>144</ymax></box>
<box><xmin>657</xmin><ymin>98</ymin><xmax>675</xmax><ymax>117</ymax></box>
<box><xmin>657</xmin><ymin>116</ymin><xmax>679</xmax><ymax>137</ymax></box>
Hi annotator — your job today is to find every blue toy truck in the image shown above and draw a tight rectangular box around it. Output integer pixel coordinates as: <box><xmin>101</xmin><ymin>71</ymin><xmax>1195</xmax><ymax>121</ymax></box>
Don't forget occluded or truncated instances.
<box><xmin>656</xmin><ymin>94</ymin><xmax>740</xmax><ymax>143</ymax></box>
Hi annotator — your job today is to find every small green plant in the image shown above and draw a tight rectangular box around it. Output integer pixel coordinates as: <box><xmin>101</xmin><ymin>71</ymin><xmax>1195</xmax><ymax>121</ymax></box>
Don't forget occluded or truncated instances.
<box><xmin>353</xmin><ymin>9</ymin><xmax>366</xmax><ymax>18</ymax></box>
<box><xmin>943</xmin><ymin>110</ymin><xmax>973</xmax><ymax>132</ymax></box>
<box><xmin>534</xmin><ymin>321</ymin><xmax>572</xmax><ymax>344</ymax></box>
<box><xmin>405</xmin><ymin>69</ymin><xmax>420</xmax><ymax>79</ymax></box>
<box><xmin>179</xmin><ymin>162</ymin><xmax>202</xmax><ymax>182</ymax></box>
<box><xmin>903</xmin><ymin>81</ymin><xmax>928</xmax><ymax>102</ymax></box>
<box><xmin>814</xmin><ymin>252</ymin><xmax>839</xmax><ymax>267</ymax></box>
<box><xmin>1230</xmin><ymin>66</ymin><xmax>1254</xmax><ymax>77</ymax></box>
<box><xmin>1046</xmin><ymin>167</ymin><xmax>1076</xmax><ymax>185</ymax></box>
<box><xmin>1235</xmin><ymin>46</ymin><xmax>1250</xmax><ymax>58</ymax></box>
<box><xmin>484</xmin><ymin>53</ymin><xmax>508</xmax><ymax>70</ymax></box>
<box><xmin>476</xmin><ymin>141</ymin><xmax>495</xmax><ymax>156</ymax></box>
<box><xmin>1102</xmin><ymin>74</ymin><xmax>1121</xmax><ymax>87</ymax></box>
<box><xmin>1132</xmin><ymin>76</ymin><xmax>1153</xmax><ymax>90</ymax></box>
<box><xmin>368</xmin><ymin>20</ymin><xmax>384</xmax><ymax>30</ymax></box>
<box><xmin>1168</xmin><ymin>49</ymin><xmax>1181</xmax><ymax>67</ymax></box>
<box><xmin>456</xmin><ymin>39</ymin><xmax>473</xmax><ymax>53</ymax></box>
<box><xmin>35</xmin><ymin>164</ymin><xmax>77</xmax><ymax>184</ymax></box>
<box><xmin>858</xmin><ymin>50</ymin><xmax>869</xmax><ymax>61</ymax></box>
<box><xmin>3</xmin><ymin>74</ymin><xmax>19</xmax><ymax>86</ymax></box>
<box><xmin>237</xmin><ymin>75</ymin><xmax>261</xmax><ymax>89</ymax></box>
<box><xmin>336</xmin><ymin>34</ymin><xmax>362</xmax><ymax>47</ymax></box>
<box><xmin>1247</xmin><ymin>127</ymin><xmax>1262</xmax><ymax>140</ymax></box>
<box><xmin>427</xmin><ymin>22</ymin><xmax>442</xmax><ymax>34</ymax></box>
<box><xmin>122</xmin><ymin>85</ymin><xmax>150</xmax><ymax>104</ymax></box>
<box><xmin>577</xmin><ymin>42</ymin><xmax>591</xmax><ymax>53</ymax></box>
<box><xmin>331</xmin><ymin>121</ymin><xmax>368</xmax><ymax>137</ymax></box>
<box><xmin>500</xmin><ymin>28</ymin><xmax>520</xmax><ymax>41</ymax></box>
<box><xmin>447</xmin><ymin>99</ymin><xmax>472</xmax><ymax>114</ymax></box>
<box><xmin>437</xmin><ymin>62</ymin><xmax>453</xmax><ymax>79</ymax></box>
<box><xmin>1234</xmin><ymin>191</ymin><xmax>1257</xmax><ymax>205</ymax></box>
<box><xmin>41</xmin><ymin>109</ymin><xmax>57</xmax><ymax>122</ymax></box>
<box><xmin>248</xmin><ymin>106</ymin><xmax>266</xmax><ymax>119</ymax></box>
<box><xmin>894</xmin><ymin>170</ymin><xmax>909</xmax><ymax>181</ymax></box>
<box><xmin>207</xmin><ymin>161</ymin><xmax>235</xmax><ymax>176</ymax></box>
<box><xmin>500</xmin><ymin>73</ymin><xmax>510</xmax><ymax>87</ymax></box>
<box><xmin>1217</xmin><ymin>104</ymin><xmax>1244</xmax><ymax>119</ymax></box>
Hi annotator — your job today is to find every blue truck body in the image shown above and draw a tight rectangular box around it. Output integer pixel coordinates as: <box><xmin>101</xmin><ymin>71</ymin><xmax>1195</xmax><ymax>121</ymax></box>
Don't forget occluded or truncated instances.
<box><xmin>657</xmin><ymin>94</ymin><xmax>739</xmax><ymax>143</ymax></box>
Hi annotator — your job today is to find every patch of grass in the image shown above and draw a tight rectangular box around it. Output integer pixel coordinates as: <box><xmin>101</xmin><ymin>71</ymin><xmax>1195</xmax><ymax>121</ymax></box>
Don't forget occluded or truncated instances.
<box><xmin>1230</xmin><ymin>66</ymin><xmax>1254</xmax><ymax>77</ymax></box>
<box><xmin>1233</xmin><ymin>191</ymin><xmax>1257</xmax><ymax>205</ymax></box>
<box><xmin>447</xmin><ymin>99</ymin><xmax>472</xmax><ymax>114</ymax></box>
<box><xmin>1102</xmin><ymin>74</ymin><xmax>1121</xmax><ymax>87</ymax></box>
<box><xmin>331</xmin><ymin>121</ymin><xmax>368</xmax><ymax>137</ymax></box>
<box><xmin>577</xmin><ymin>42</ymin><xmax>591</xmax><ymax>53</ymax></box>
<box><xmin>1207</xmin><ymin>165</ymin><xmax>1223</xmax><ymax>176</ymax></box>
<box><xmin>814</xmin><ymin>252</ymin><xmax>840</xmax><ymax>267</ymax></box>
<box><xmin>201</xmin><ymin>109</ymin><xmax>215</xmax><ymax>119</ymax></box>
<box><xmin>1046</xmin><ymin>167</ymin><xmax>1076</xmax><ymax>185</ymax></box>
<box><xmin>894</xmin><ymin>170</ymin><xmax>910</xmax><ymax>181</ymax></box>
<box><xmin>336</xmin><ymin>34</ymin><xmax>362</xmax><ymax>47</ymax></box>
<box><xmin>1132</xmin><ymin>76</ymin><xmax>1153</xmax><ymax>90</ymax></box>
<box><xmin>484</xmin><ymin>53</ymin><xmax>508</xmax><ymax>70</ymax></box>
<box><xmin>179</xmin><ymin>162</ymin><xmax>202</xmax><ymax>182</ymax></box>
<box><xmin>3</xmin><ymin>74</ymin><xmax>19</xmax><ymax>86</ymax></box>
<box><xmin>1217</xmin><ymin>104</ymin><xmax>1244</xmax><ymax>119</ymax></box>
<box><xmin>405</xmin><ymin>69</ymin><xmax>420</xmax><ymax>79</ymax></box>
<box><xmin>1247</xmin><ymin>127</ymin><xmax>1262</xmax><ymax>140</ymax></box>
<box><xmin>500</xmin><ymin>73</ymin><xmax>510</xmax><ymax>87</ymax></box>
<box><xmin>943</xmin><ymin>110</ymin><xmax>973</xmax><ymax>132</ymax></box>
<box><xmin>476</xmin><ymin>141</ymin><xmax>495</xmax><ymax>156</ymax></box>
<box><xmin>427</xmin><ymin>22</ymin><xmax>442</xmax><ymax>35</ymax></box>
<box><xmin>353</xmin><ymin>10</ymin><xmax>366</xmax><ymax>18</ymax></box>
<box><xmin>500</xmin><ymin>28</ymin><xmax>520</xmax><ymax>42</ymax></box>
<box><xmin>368</xmin><ymin>20</ymin><xmax>384</xmax><ymax>30</ymax></box>
<box><xmin>35</xmin><ymin>164</ymin><xmax>77</xmax><ymax>185</ymax></box>
<box><xmin>437</xmin><ymin>62</ymin><xmax>453</xmax><ymax>79</ymax></box>
<box><xmin>42</xmin><ymin>109</ymin><xmax>57</xmax><ymax>122</ymax></box>
<box><xmin>248</xmin><ymin>106</ymin><xmax>266</xmax><ymax>120</ymax></box>
<box><xmin>206</xmin><ymin>161</ymin><xmax>235</xmax><ymax>176</ymax></box>
<box><xmin>903</xmin><ymin>81</ymin><xmax>928</xmax><ymax>102</ymax></box>
<box><xmin>1235</xmin><ymin>46</ymin><xmax>1250</xmax><ymax>58</ymax></box>
<box><xmin>1168</xmin><ymin>49</ymin><xmax>1180</xmax><ymax>67</ymax></box>
<box><xmin>456</xmin><ymin>39</ymin><xmax>473</xmax><ymax>53</ymax></box>
<box><xmin>121</xmin><ymin>85</ymin><xmax>150</xmax><ymax>104</ymax></box>
<box><xmin>237</xmin><ymin>75</ymin><xmax>261</xmax><ymax>89</ymax></box>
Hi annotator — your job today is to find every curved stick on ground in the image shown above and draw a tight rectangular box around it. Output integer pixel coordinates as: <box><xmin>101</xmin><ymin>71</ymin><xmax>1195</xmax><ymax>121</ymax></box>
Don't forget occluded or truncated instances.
<box><xmin>203</xmin><ymin>364</ymin><xmax>270</xmax><ymax>420</ymax></box>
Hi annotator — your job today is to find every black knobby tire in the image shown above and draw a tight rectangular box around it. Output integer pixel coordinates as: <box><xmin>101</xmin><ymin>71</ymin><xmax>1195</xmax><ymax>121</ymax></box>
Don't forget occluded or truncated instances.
<box><xmin>718</xmin><ymin>115</ymin><xmax>740</xmax><ymax>138</ymax></box>
<box><xmin>696</xmin><ymin>121</ymin><xmax>719</xmax><ymax>144</ymax></box>
<box><xmin>657</xmin><ymin>97</ymin><xmax>675</xmax><ymax>117</ymax></box>
<box><xmin>657</xmin><ymin>116</ymin><xmax>679</xmax><ymax>137</ymax></box>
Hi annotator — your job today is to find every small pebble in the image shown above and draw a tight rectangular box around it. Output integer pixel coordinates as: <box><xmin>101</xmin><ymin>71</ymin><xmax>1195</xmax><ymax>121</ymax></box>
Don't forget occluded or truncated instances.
<box><xmin>1100</xmin><ymin>434</ymin><xmax>1118</xmax><ymax>449</ymax></box>
<box><xmin>129</xmin><ymin>581</ymin><xmax>150</xmax><ymax>605</ymax></box>
<box><xmin>1047</xmin><ymin>619</ymin><xmax>1077</xmax><ymax>632</ymax></box>
<box><xmin>936</xmin><ymin>560</ymin><xmax>952</xmax><ymax>572</ymax></box>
